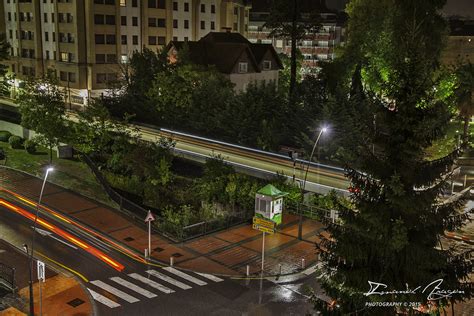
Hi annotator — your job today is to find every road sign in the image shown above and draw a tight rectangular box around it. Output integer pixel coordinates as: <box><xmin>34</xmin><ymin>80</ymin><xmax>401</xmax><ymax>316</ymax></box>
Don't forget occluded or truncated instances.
<box><xmin>145</xmin><ymin>211</ymin><xmax>155</xmax><ymax>222</ymax></box>
<box><xmin>252</xmin><ymin>223</ymin><xmax>275</xmax><ymax>234</ymax></box>
<box><xmin>253</xmin><ymin>217</ymin><xmax>275</xmax><ymax>229</ymax></box>
<box><xmin>37</xmin><ymin>260</ymin><xmax>45</xmax><ymax>282</ymax></box>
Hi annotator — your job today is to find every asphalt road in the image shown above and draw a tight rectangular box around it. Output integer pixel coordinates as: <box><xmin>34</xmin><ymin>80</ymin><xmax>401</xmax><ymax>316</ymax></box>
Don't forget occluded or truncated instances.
<box><xmin>0</xmin><ymin>195</ymin><xmax>325</xmax><ymax>316</ymax></box>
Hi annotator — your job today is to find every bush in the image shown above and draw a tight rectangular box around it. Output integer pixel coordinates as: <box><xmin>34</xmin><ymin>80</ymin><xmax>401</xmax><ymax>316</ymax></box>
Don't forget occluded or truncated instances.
<box><xmin>8</xmin><ymin>135</ymin><xmax>23</xmax><ymax>149</ymax></box>
<box><xmin>24</xmin><ymin>139</ymin><xmax>37</xmax><ymax>154</ymax></box>
<box><xmin>0</xmin><ymin>148</ymin><xmax>5</xmax><ymax>160</ymax></box>
<box><xmin>0</xmin><ymin>131</ymin><xmax>12</xmax><ymax>142</ymax></box>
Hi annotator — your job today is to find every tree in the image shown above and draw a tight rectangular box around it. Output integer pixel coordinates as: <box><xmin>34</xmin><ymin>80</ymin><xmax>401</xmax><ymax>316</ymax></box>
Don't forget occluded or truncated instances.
<box><xmin>265</xmin><ymin>0</ymin><xmax>321</xmax><ymax>101</ymax></box>
<box><xmin>454</xmin><ymin>62</ymin><xmax>473</xmax><ymax>146</ymax></box>
<box><xmin>316</xmin><ymin>0</ymin><xmax>472</xmax><ymax>314</ymax></box>
<box><xmin>0</xmin><ymin>33</ymin><xmax>11</xmax><ymax>96</ymax></box>
<box><xmin>17</xmin><ymin>72</ymin><xmax>67</xmax><ymax>163</ymax></box>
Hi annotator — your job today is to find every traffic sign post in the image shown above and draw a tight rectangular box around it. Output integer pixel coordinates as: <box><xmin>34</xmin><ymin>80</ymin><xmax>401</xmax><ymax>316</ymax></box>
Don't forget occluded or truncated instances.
<box><xmin>144</xmin><ymin>211</ymin><xmax>155</xmax><ymax>259</ymax></box>
<box><xmin>37</xmin><ymin>260</ymin><xmax>45</xmax><ymax>316</ymax></box>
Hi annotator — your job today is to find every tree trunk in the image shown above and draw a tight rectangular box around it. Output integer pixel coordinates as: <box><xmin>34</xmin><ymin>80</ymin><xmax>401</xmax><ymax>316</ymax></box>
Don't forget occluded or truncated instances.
<box><xmin>49</xmin><ymin>141</ymin><xmax>53</xmax><ymax>164</ymax></box>
<box><xmin>289</xmin><ymin>0</ymin><xmax>298</xmax><ymax>104</ymax></box>
<box><xmin>463</xmin><ymin>115</ymin><xmax>470</xmax><ymax>147</ymax></box>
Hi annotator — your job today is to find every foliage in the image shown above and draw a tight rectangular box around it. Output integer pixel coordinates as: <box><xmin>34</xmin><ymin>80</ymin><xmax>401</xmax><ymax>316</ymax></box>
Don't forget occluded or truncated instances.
<box><xmin>0</xmin><ymin>33</ymin><xmax>11</xmax><ymax>95</ymax></box>
<box><xmin>16</xmin><ymin>71</ymin><xmax>67</xmax><ymax>163</ymax></box>
<box><xmin>0</xmin><ymin>131</ymin><xmax>12</xmax><ymax>142</ymax></box>
<box><xmin>453</xmin><ymin>62</ymin><xmax>474</xmax><ymax>146</ymax></box>
<box><xmin>8</xmin><ymin>135</ymin><xmax>23</xmax><ymax>149</ymax></box>
<box><xmin>315</xmin><ymin>0</ymin><xmax>472</xmax><ymax>314</ymax></box>
<box><xmin>24</xmin><ymin>139</ymin><xmax>37</xmax><ymax>154</ymax></box>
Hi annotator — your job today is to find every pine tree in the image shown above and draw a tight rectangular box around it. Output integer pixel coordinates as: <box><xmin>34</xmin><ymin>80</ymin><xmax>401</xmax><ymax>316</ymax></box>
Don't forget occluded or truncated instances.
<box><xmin>315</xmin><ymin>0</ymin><xmax>473</xmax><ymax>314</ymax></box>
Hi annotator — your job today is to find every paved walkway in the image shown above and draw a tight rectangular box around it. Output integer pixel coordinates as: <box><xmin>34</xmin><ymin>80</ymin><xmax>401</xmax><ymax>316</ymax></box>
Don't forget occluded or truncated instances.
<box><xmin>0</xmin><ymin>168</ymin><xmax>324</xmax><ymax>276</ymax></box>
<box><xmin>0</xmin><ymin>239</ymin><xmax>92</xmax><ymax>316</ymax></box>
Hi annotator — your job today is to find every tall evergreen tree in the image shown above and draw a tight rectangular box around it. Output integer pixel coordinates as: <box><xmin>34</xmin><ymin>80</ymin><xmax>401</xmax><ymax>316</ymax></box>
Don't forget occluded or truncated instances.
<box><xmin>315</xmin><ymin>0</ymin><xmax>472</xmax><ymax>314</ymax></box>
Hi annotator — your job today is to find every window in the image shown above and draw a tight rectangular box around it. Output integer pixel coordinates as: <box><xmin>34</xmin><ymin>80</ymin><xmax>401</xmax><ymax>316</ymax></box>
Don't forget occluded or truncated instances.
<box><xmin>173</xmin><ymin>36</ymin><xmax>177</xmax><ymax>41</ymax></box>
<box><xmin>60</xmin><ymin>71</ymin><xmax>68</xmax><ymax>81</ymax></box>
<box><xmin>233</xmin><ymin>22</ymin><xmax>238</xmax><ymax>31</ymax></box>
<box><xmin>173</xmin><ymin>2</ymin><xmax>177</xmax><ymax>10</ymax></box>
<box><xmin>105</xmin><ymin>15</ymin><xmax>115</xmax><ymax>25</ymax></box>
<box><xmin>132</xmin><ymin>35</ymin><xmax>138</xmax><ymax>45</ymax></box>
<box><xmin>211</xmin><ymin>21</ymin><xmax>215</xmax><ymax>30</ymax></box>
<box><xmin>120</xmin><ymin>0</ymin><xmax>126</xmax><ymax>6</ymax></box>
<box><xmin>60</xmin><ymin>52</ymin><xmax>69</xmax><ymax>62</ymax></box>
<box><xmin>94</xmin><ymin>0</ymin><xmax>115</xmax><ymax>4</ymax></box>
<box><xmin>148</xmin><ymin>0</ymin><xmax>165</xmax><ymax>8</ymax></box>
<box><xmin>184</xmin><ymin>2</ymin><xmax>189</xmax><ymax>12</ymax></box>
<box><xmin>132</xmin><ymin>17</ymin><xmax>138</xmax><ymax>26</ymax></box>
<box><xmin>158</xmin><ymin>0</ymin><xmax>165</xmax><ymax>8</ymax></box>
<box><xmin>157</xmin><ymin>36</ymin><xmax>166</xmax><ymax>45</ymax></box>
<box><xmin>184</xmin><ymin>20</ymin><xmax>189</xmax><ymax>29</ymax></box>
<box><xmin>9</xmin><ymin>30</ymin><xmax>12</xmax><ymax>39</ymax></box>
<box><xmin>132</xmin><ymin>0</ymin><xmax>137</xmax><ymax>7</ymax></box>
<box><xmin>234</xmin><ymin>7</ymin><xmax>238</xmax><ymax>15</ymax></box>
<box><xmin>148</xmin><ymin>18</ymin><xmax>156</xmax><ymax>27</ymax></box>
<box><xmin>238</xmin><ymin>62</ymin><xmax>248</xmax><ymax>73</ymax></box>
<box><xmin>173</xmin><ymin>19</ymin><xmax>178</xmax><ymax>28</ymax></box>
<box><xmin>121</xmin><ymin>16</ymin><xmax>127</xmax><ymax>25</ymax></box>
<box><xmin>121</xmin><ymin>35</ymin><xmax>127</xmax><ymax>44</ymax></box>
<box><xmin>106</xmin><ymin>34</ymin><xmax>116</xmax><ymax>44</ymax></box>
<box><xmin>44</xmin><ymin>13</ymin><xmax>48</xmax><ymax>23</ymax></box>
<box><xmin>107</xmin><ymin>54</ymin><xmax>117</xmax><ymax>63</ymax></box>
<box><xmin>52</xmin><ymin>32</ymin><xmax>56</xmax><ymax>42</ymax></box>
<box><xmin>95</xmin><ymin>34</ymin><xmax>105</xmax><ymax>44</ymax></box>
<box><xmin>200</xmin><ymin>21</ymin><xmax>205</xmax><ymax>30</ymax></box>
<box><xmin>211</xmin><ymin>4</ymin><xmax>215</xmax><ymax>13</ymax></box>
<box><xmin>45</xmin><ymin>51</ymin><xmax>50</xmax><ymax>60</ymax></box>
<box><xmin>44</xmin><ymin>32</ymin><xmax>49</xmax><ymax>41</ymax></box>
<box><xmin>51</xmin><ymin>13</ymin><xmax>55</xmax><ymax>23</ymax></box>
<box><xmin>96</xmin><ymin>73</ymin><xmax>107</xmax><ymax>84</ymax></box>
<box><xmin>157</xmin><ymin>18</ymin><xmax>165</xmax><ymax>27</ymax></box>
<box><xmin>121</xmin><ymin>55</ymin><xmax>128</xmax><ymax>63</ymax></box>
<box><xmin>7</xmin><ymin>13</ymin><xmax>11</xmax><ymax>21</ymax></box>
<box><xmin>69</xmin><ymin>73</ymin><xmax>76</xmax><ymax>83</ymax></box>
<box><xmin>96</xmin><ymin>54</ymin><xmax>106</xmax><ymax>63</ymax></box>
<box><xmin>201</xmin><ymin>4</ymin><xmax>205</xmax><ymax>13</ymax></box>
<box><xmin>148</xmin><ymin>36</ymin><xmax>156</xmax><ymax>45</ymax></box>
<box><xmin>94</xmin><ymin>14</ymin><xmax>105</xmax><ymax>24</ymax></box>
<box><xmin>263</xmin><ymin>60</ymin><xmax>271</xmax><ymax>70</ymax></box>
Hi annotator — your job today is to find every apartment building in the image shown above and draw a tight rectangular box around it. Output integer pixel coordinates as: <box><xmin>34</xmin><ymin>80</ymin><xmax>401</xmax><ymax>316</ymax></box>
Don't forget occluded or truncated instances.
<box><xmin>247</xmin><ymin>0</ymin><xmax>345</xmax><ymax>73</ymax></box>
<box><xmin>0</xmin><ymin>0</ymin><xmax>250</xmax><ymax>107</ymax></box>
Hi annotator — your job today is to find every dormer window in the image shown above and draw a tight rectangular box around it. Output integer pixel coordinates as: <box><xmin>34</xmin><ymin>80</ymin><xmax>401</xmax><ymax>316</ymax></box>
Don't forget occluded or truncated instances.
<box><xmin>239</xmin><ymin>62</ymin><xmax>248</xmax><ymax>73</ymax></box>
<box><xmin>263</xmin><ymin>60</ymin><xmax>271</xmax><ymax>70</ymax></box>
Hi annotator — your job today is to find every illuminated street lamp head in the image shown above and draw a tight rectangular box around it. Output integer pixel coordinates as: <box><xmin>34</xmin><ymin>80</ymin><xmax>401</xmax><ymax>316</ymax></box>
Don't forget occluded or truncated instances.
<box><xmin>46</xmin><ymin>167</ymin><xmax>54</xmax><ymax>173</ymax></box>
<box><xmin>322</xmin><ymin>127</ymin><xmax>328</xmax><ymax>133</ymax></box>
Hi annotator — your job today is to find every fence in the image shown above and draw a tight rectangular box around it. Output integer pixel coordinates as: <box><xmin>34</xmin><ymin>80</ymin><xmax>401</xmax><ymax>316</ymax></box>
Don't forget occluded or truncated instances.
<box><xmin>287</xmin><ymin>202</ymin><xmax>337</xmax><ymax>224</ymax></box>
<box><xmin>0</xmin><ymin>262</ymin><xmax>16</xmax><ymax>293</ymax></box>
<box><xmin>81</xmin><ymin>153</ymin><xmax>253</xmax><ymax>242</ymax></box>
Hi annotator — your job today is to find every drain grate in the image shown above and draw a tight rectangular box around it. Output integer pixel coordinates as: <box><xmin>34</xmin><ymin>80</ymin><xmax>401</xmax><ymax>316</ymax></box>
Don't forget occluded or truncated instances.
<box><xmin>67</xmin><ymin>298</ymin><xmax>85</xmax><ymax>308</ymax></box>
<box><xmin>171</xmin><ymin>252</ymin><xmax>183</xmax><ymax>258</ymax></box>
<box><xmin>123</xmin><ymin>237</ymin><xmax>135</xmax><ymax>242</ymax></box>
<box><xmin>154</xmin><ymin>247</ymin><xmax>164</xmax><ymax>252</ymax></box>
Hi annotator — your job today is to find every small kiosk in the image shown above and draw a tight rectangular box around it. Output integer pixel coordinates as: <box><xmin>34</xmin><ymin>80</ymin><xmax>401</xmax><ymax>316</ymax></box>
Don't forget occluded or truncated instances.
<box><xmin>254</xmin><ymin>184</ymin><xmax>287</xmax><ymax>226</ymax></box>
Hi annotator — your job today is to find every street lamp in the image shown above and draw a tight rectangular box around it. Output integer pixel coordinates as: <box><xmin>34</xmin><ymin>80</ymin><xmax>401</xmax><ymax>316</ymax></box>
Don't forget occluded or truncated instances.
<box><xmin>28</xmin><ymin>167</ymin><xmax>53</xmax><ymax>316</ymax></box>
<box><xmin>298</xmin><ymin>127</ymin><xmax>327</xmax><ymax>240</ymax></box>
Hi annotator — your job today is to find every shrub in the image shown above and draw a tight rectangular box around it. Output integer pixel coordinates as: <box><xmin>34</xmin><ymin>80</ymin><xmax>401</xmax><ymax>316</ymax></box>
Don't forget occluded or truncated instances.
<box><xmin>24</xmin><ymin>139</ymin><xmax>37</xmax><ymax>154</ymax></box>
<box><xmin>0</xmin><ymin>148</ymin><xmax>5</xmax><ymax>160</ymax></box>
<box><xmin>8</xmin><ymin>135</ymin><xmax>23</xmax><ymax>149</ymax></box>
<box><xmin>0</xmin><ymin>131</ymin><xmax>12</xmax><ymax>142</ymax></box>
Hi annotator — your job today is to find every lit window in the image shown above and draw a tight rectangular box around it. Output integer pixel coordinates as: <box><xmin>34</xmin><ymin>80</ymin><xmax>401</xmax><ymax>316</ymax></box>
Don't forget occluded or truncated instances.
<box><xmin>263</xmin><ymin>60</ymin><xmax>271</xmax><ymax>70</ymax></box>
<box><xmin>120</xmin><ymin>0</ymin><xmax>126</xmax><ymax>6</ymax></box>
<box><xmin>238</xmin><ymin>62</ymin><xmax>248</xmax><ymax>73</ymax></box>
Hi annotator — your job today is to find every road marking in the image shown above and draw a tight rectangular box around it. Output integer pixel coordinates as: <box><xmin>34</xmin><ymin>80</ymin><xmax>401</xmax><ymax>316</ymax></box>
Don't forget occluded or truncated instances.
<box><xmin>146</xmin><ymin>269</ymin><xmax>192</xmax><ymax>290</ymax></box>
<box><xmin>110</xmin><ymin>277</ymin><xmax>157</xmax><ymax>298</ymax></box>
<box><xmin>91</xmin><ymin>280</ymin><xmax>140</xmax><ymax>303</ymax></box>
<box><xmin>195</xmin><ymin>272</ymin><xmax>224</xmax><ymax>282</ymax></box>
<box><xmin>128</xmin><ymin>273</ymin><xmax>175</xmax><ymax>294</ymax></box>
<box><xmin>87</xmin><ymin>288</ymin><xmax>121</xmax><ymax>308</ymax></box>
<box><xmin>303</xmin><ymin>265</ymin><xmax>319</xmax><ymax>276</ymax></box>
<box><xmin>163</xmin><ymin>267</ymin><xmax>207</xmax><ymax>286</ymax></box>
<box><xmin>35</xmin><ymin>251</ymin><xmax>89</xmax><ymax>282</ymax></box>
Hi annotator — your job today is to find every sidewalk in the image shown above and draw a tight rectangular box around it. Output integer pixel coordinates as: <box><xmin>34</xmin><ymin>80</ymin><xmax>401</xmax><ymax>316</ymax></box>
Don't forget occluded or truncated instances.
<box><xmin>0</xmin><ymin>167</ymin><xmax>323</xmax><ymax>276</ymax></box>
<box><xmin>0</xmin><ymin>239</ymin><xmax>92</xmax><ymax>316</ymax></box>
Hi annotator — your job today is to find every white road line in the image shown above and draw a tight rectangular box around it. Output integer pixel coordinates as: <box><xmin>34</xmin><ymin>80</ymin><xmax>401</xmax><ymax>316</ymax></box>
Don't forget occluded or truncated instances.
<box><xmin>195</xmin><ymin>272</ymin><xmax>224</xmax><ymax>283</ymax></box>
<box><xmin>87</xmin><ymin>288</ymin><xmax>121</xmax><ymax>308</ymax></box>
<box><xmin>110</xmin><ymin>277</ymin><xmax>157</xmax><ymax>298</ymax></box>
<box><xmin>146</xmin><ymin>269</ymin><xmax>192</xmax><ymax>290</ymax></box>
<box><xmin>91</xmin><ymin>280</ymin><xmax>140</xmax><ymax>303</ymax></box>
<box><xmin>303</xmin><ymin>265</ymin><xmax>319</xmax><ymax>276</ymax></box>
<box><xmin>128</xmin><ymin>273</ymin><xmax>175</xmax><ymax>294</ymax></box>
<box><xmin>162</xmin><ymin>267</ymin><xmax>208</xmax><ymax>286</ymax></box>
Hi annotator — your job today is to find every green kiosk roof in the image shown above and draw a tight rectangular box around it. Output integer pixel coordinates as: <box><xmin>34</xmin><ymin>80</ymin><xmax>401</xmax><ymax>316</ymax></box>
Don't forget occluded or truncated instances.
<box><xmin>257</xmin><ymin>184</ymin><xmax>287</xmax><ymax>198</ymax></box>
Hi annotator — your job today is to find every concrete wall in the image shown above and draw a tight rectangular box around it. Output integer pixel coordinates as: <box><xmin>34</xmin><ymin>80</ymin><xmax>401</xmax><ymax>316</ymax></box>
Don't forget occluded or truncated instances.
<box><xmin>0</xmin><ymin>120</ymin><xmax>37</xmax><ymax>141</ymax></box>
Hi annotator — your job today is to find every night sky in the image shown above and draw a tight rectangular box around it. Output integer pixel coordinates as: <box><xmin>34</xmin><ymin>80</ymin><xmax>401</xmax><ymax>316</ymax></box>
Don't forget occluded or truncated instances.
<box><xmin>325</xmin><ymin>0</ymin><xmax>474</xmax><ymax>18</ymax></box>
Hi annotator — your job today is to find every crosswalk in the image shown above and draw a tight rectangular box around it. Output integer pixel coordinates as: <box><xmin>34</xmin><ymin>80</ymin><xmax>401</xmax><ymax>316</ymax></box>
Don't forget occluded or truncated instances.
<box><xmin>87</xmin><ymin>268</ymin><xmax>224</xmax><ymax>308</ymax></box>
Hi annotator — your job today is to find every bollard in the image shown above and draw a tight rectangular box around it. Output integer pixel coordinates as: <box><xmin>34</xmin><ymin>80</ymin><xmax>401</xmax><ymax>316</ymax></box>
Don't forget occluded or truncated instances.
<box><xmin>279</xmin><ymin>264</ymin><xmax>282</xmax><ymax>275</ymax></box>
<box><xmin>144</xmin><ymin>249</ymin><xmax>148</xmax><ymax>259</ymax></box>
<box><xmin>170</xmin><ymin>256</ymin><xmax>174</xmax><ymax>267</ymax></box>
<box><xmin>301</xmin><ymin>258</ymin><xmax>305</xmax><ymax>270</ymax></box>
<box><xmin>464</xmin><ymin>174</ymin><xmax>467</xmax><ymax>187</ymax></box>
<box><xmin>246</xmin><ymin>265</ymin><xmax>250</xmax><ymax>276</ymax></box>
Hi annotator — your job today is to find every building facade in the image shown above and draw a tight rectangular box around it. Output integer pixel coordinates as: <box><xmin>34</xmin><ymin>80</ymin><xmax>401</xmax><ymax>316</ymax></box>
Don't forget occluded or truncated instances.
<box><xmin>0</xmin><ymin>0</ymin><xmax>250</xmax><ymax>107</ymax></box>
<box><xmin>441</xmin><ymin>19</ymin><xmax>474</xmax><ymax>65</ymax></box>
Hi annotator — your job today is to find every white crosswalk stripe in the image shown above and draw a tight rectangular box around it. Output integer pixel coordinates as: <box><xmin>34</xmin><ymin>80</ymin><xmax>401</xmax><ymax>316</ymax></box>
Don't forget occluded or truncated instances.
<box><xmin>195</xmin><ymin>272</ymin><xmax>224</xmax><ymax>283</ymax></box>
<box><xmin>91</xmin><ymin>280</ymin><xmax>140</xmax><ymax>303</ymax></box>
<box><xmin>87</xmin><ymin>288</ymin><xmax>121</xmax><ymax>308</ymax></box>
<box><xmin>110</xmin><ymin>276</ymin><xmax>157</xmax><ymax>298</ymax></box>
<box><xmin>128</xmin><ymin>273</ymin><xmax>175</xmax><ymax>294</ymax></box>
<box><xmin>163</xmin><ymin>267</ymin><xmax>207</xmax><ymax>286</ymax></box>
<box><xmin>146</xmin><ymin>269</ymin><xmax>192</xmax><ymax>290</ymax></box>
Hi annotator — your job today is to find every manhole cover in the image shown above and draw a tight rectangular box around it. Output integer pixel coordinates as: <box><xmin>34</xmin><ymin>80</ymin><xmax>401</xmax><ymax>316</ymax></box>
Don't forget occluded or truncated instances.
<box><xmin>171</xmin><ymin>253</ymin><xmax>183</xmax><ymax>258</ymax></box>
<box><xmin>67</xmin><ymin>298</ymin><xmax>85</xmax><ymax>308</ymax></box>
<box><xmin>154</xmin><ymin>247</ymin><xmax>164</xmax><ymax>252</ymax></box>
<box><xmin>124</xmin><ymin>237</ymin><xmax>134</xmax><ymax>242</ymax></box>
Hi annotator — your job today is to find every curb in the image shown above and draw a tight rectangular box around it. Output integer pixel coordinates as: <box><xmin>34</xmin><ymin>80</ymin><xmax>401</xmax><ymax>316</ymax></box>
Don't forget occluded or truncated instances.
<box><xmin>444</xmin><ymin>232</ymin><xmax>473</xmax><ymax>244</ymax></box>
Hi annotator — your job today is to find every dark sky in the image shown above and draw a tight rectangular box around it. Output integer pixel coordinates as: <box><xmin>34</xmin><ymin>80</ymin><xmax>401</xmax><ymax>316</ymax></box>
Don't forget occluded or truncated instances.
<box><xmin>325</xmin><ymin>0</ymin><xmax>474</xmax><ymax>18</ymax></box>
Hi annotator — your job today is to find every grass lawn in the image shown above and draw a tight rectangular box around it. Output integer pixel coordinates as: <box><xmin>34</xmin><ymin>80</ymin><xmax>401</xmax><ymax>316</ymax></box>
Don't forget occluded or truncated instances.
<box><xmin>0</xmin><ymin>142</ymin><xmax>117</xmax><ymax>208</ymax></box>
<box><xmin>425</xmin><ymin>120</ymin><xmax>472</xmax><ymax>160</ymax></box>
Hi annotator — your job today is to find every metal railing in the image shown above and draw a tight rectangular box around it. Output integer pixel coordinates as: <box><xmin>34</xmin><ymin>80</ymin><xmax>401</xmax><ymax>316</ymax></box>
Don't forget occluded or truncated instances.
<box><xmin>0</xmin><ymin>262</ymin><xmax>16</xmax><ymax>293</ymax></box>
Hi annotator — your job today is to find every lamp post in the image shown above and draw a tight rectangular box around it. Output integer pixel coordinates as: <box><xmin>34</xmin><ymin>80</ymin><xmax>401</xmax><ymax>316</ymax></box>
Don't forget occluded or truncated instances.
<box><xmin>28</xmin><ymin>167</ymin><xmax>53</xmax><ymax>316</ymax></box>
<box><xmin>298</xmin><ymin>127</ymin><xmax>327</xmax><ymax>240</ymax></box>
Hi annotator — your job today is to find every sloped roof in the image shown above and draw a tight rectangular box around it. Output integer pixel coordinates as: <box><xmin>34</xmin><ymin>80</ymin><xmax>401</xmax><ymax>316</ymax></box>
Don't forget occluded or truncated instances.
<box><xmin>168</xmin><ymin>32</ymin><xmax>283</xmax><ymax>74</ymax></box>
<box><xmin>257</xmin><ymin>184</ymin><xmax>288</xmax><ymax>197</ymax></box>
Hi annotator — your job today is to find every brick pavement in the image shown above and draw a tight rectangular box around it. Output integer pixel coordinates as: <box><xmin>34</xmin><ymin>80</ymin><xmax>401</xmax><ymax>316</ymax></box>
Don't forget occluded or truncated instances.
<box><xmin>1</xmin><ymin>167</ymin><xmax>323</xmax><ymax>276</ymax></box>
